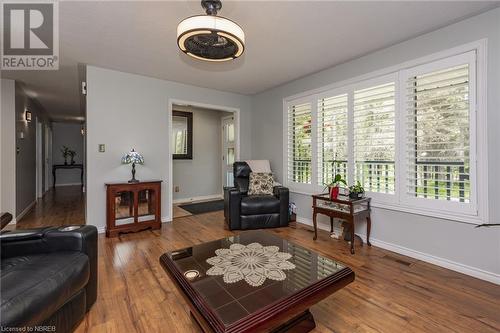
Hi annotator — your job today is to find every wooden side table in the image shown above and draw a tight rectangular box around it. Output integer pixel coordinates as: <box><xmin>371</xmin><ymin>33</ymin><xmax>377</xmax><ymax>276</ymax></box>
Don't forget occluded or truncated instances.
<box><xmin>312</xmin><ymin>193</ymin><xmax>371</xmax><ymax>254</ymax></box>
<box><xmin>105</xmin><ymin>180</ymin><xmax>162</xmax><ymax>237</ymax></box>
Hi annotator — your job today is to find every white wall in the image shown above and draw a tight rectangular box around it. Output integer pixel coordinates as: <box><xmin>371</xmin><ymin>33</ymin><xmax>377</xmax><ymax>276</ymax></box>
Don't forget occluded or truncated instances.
<box><xmin>251</xmin><ymin>8</ymin><xmax>500</xmax><ymax>283</ymax></box>
<box><xmin>15</xmin><ymin>83</ymin><xmax>50</xmax><ymax>218</ymax></box>
<box><xmin>0</xmin><ymin>79</ymin><xmax>16</xmax><ymax>218</ymax></box>
<box><xmin>86</xmin><ymin>66</ymin><xmax>252</xmax><ymax>231</ymax></box>
<box><xmin>172</xmin><ymin>106</ymin><xmax>232</xmax><ymax>202</ymax></box>
<box><xmin>52</xmin><ymin>122</ymin><xmax>84</xmax><ymax>185</ymax></box>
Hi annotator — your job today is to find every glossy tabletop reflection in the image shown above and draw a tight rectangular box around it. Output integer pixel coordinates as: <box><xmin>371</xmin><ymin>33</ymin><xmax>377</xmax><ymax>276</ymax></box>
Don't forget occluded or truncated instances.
<box><xmin>159</xmin><ymin>230</ymin><xmax>353</xmax><ymax>331</ymax></box>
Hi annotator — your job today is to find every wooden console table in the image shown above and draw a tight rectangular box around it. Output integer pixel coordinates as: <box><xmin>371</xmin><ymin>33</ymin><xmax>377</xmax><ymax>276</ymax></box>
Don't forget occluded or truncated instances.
<box><xmin>105</xmin><ymin>180</ymin><xmax>162</xmax><ymax>237</ymax></box>
<box><xmin>52</xmin><ymin>164</ymin><xmax>84</xmax><ymax>187</ymax></box>
<box><xmin>312</xmin><ymin>193</ymin><xmax>371</xmax><ymax>254</ymax></box>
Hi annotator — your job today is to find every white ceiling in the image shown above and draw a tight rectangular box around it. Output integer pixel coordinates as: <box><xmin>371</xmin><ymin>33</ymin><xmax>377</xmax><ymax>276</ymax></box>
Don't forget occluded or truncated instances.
<box><xmin>2</xmin><ymin>1</ymin><xmax>498</xmax><ymax>121</ymax></box>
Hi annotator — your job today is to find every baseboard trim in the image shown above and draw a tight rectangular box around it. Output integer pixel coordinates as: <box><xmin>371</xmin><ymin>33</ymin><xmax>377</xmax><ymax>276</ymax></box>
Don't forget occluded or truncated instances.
<box><xmin>173</xmin><ymin>194</ymin><xmax>223</xmax><ymax>205</ymax></box>
<box><xmin>296</xmin><ymin>216</ymin><xmax>500</xmax><ymax>285</ymax></box>
<box><xmin>55</xmin><ymin>182</ymin><xmax>82</xmax><ymax>187</ymax></box>
<box><xmin>15</xmin><ymin>200</ymin><xmax>36</xmax><ymax>222</ymax></box>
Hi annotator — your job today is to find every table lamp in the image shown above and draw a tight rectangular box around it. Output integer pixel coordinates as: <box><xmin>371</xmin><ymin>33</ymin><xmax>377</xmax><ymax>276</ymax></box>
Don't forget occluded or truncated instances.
<box><xmin>121</xmin><ymin>149</ymin><xmax>144</xmax><ymax>183</ymax></box>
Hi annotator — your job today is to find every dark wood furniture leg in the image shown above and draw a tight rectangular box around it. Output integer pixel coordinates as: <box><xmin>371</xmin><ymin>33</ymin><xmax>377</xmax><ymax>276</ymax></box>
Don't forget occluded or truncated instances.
<box><xmin>81</xmin><ymin>167</ymin><xmax>84</xmax><ymax>186</ymax></box>
<box><xmin>330</xmin><ymin>217</ymin><xmax>334</xmax><ymax>233</ymax></box>
<box><xmin>129</xmin><ymin>192</ymin><xmax>134</xmax><ymax>216</ymax></box>
<box><xmin>366</xmin><ymin>215</ymin><xmax>372</xmax><ymax>246</ymax></box>
<box><xmin>52</xmin><ymin>168</ymin><xmax>56</xmax><ymax>188</ymax></box>
<box><xmin>313</xmin><ymin>210</ymin><xmax>318</xmax><ymax>241</ymax></box>
<box><xmin>350</xmin><ymin>218</ymin><xmax>355</xmax><ymax>254</ymax></box>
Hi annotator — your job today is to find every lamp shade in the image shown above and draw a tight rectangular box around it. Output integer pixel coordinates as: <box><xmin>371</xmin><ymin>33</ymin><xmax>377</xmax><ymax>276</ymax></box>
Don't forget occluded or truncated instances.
<box><xmin>121</xmin><ymin>149</ymin><xmax>144</xmax><ymax>165</ymax></box>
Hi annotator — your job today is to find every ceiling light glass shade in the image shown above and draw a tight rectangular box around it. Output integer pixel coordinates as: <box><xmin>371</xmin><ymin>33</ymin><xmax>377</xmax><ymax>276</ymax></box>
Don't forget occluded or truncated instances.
<box><xmin>177</xmin><ymin>15</ymin><xmax>245</xmax><ymax>61</ymax></box>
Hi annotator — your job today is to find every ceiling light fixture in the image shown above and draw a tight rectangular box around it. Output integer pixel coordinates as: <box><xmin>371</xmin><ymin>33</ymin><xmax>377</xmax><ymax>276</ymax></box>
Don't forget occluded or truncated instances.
<box><xmin>177</xmin><ymin>0</ymin><xmax>245</xmax><ymax>62</ymax></box>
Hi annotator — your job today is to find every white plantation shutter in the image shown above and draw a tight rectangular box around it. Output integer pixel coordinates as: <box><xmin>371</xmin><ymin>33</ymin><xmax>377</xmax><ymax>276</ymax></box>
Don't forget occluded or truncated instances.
<box><xmin>353</xmin><ymin>82</ymin><xmax>396</xmax><ymax>194</ymax></box>
<box><xmin>287</xmin><ymin>101</ymin><xmax>312</xmax><ymax>184</ymax></box>
<box><xmin>317</xmin><ymin>94</ymin><xmax>348</xmax><ymax>186</ymax></box>
<box><xmin>283</xmin><ymin>47</ymin><xmax>484</xmax><ymax>222</ymax></box>
<box><xmin>403</xmin><ymin>52</ymin><xmax>475</xmax><ymax>211</ymax></box>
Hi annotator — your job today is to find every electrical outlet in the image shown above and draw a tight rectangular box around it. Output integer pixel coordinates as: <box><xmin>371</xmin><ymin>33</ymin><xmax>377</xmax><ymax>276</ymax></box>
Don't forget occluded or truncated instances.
<box><xmin>98</xmin><ymin>144</ymin><xmax>105</xmax><ymax>152</ymax></box>
<box><xmin>174</xmin><ymin>186</ymin><xmax>180</xmax><ymax>192</ymax></box>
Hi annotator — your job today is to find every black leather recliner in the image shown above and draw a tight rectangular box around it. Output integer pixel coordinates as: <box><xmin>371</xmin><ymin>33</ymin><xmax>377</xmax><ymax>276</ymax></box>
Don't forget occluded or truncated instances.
<box><xmin>0</xmin><ymin>225</ymin><xmax>98</xmax><ymax>333</ymax></box>
<box><xmin>224</xmin><ymin>162</ymin><xmax>289</xmax><ymax>230</ymax></box>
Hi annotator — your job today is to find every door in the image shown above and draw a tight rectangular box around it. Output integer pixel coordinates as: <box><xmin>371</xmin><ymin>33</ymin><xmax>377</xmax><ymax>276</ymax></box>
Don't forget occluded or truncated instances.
<box><xmin>222</xmin><ymin>116</ymin><xmax>235</xmax><ymax>188</ymax></box>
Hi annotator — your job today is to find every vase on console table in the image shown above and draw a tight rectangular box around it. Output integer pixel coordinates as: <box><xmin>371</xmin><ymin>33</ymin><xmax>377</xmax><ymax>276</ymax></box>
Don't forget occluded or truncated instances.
<box><xmin>329</xmin><ymin>186</ymin><xmax>340</xmax><ymax>200</ymax></box>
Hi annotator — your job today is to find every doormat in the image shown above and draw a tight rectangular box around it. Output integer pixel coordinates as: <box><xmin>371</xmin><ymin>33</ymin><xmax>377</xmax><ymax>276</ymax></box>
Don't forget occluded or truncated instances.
<box><xmin>179</xmin><ymin>200</ymin><xmax>224</xmax><ymax>215</ymax></box>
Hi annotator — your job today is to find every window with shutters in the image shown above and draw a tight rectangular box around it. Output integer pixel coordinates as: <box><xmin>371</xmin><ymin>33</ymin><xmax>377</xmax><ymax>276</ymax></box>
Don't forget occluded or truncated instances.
<box><xmin>283</xmin><ymin>44</ymin><xmax>486</xmax><ymax>223</ymax></box>
<box><xmin>401</xmin><ymin>51</ymin><xmax>477</xmax><ymax>215</ymax></box>
<box><xmin>287</xmin><ymin>101</ymin><xmax>312</xmax><ymax>185</ymax></box>
<box><xmin>353</xmin><ymin>82</ymin><xmax>396</xmax><ymax>194</ymax></box>
<box><xmin>317</xmin><ymin>94</ymin><xmax>348</xmax><ymax>186</ymax></box>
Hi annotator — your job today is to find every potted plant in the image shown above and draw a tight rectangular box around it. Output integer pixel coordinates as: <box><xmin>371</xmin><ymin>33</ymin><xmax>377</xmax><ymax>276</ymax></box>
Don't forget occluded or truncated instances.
<box><xmin>60</xmin><ymin>146</ymin><xmax>70</xmax><ymax>165</ymax></box>
<box><xmin>349</xmin><ymin>181</ymin><xmax>365</xmax><ymax>199</ymax></box>
<box><xmin>325</xmin><ymin>174</ymin><xmax>347</xmax><ymax>200</ymax></box>
<box><xmin>324</xmin><ymin>160</ymin><xmax>347</xmax><ymax>200</ymax></box>
<box><xmin>68</xmin><ymin>150</ymin><xmax>77</xmax><ymax>165</ymax></box>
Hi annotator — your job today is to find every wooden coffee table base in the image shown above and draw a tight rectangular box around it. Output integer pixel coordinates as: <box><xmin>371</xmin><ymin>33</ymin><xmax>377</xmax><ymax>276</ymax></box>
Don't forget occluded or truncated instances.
<box><xmin>190</xmin><ymin>309</ymin><xmax>316</xmax><ymax>333</ymax></box>
<box><xmin>270</xmin><ymin>310</ymin><xmax>316</xmax><ymax>333</ymax></box>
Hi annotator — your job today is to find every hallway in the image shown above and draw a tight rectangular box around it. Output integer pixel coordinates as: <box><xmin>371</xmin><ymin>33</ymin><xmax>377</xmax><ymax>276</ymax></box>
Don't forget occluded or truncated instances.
<box><xmin>15</xmin><ymin>185</ymin><xmax>85</xmax><ymax>229</ymax></box>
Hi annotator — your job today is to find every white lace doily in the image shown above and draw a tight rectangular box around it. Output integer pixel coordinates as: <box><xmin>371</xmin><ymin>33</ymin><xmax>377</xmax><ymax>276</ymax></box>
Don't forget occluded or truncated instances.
<box><xmin>206</xmin><ymin>242</ymin><xmax>296</xmax><ymax>287</ymax></box>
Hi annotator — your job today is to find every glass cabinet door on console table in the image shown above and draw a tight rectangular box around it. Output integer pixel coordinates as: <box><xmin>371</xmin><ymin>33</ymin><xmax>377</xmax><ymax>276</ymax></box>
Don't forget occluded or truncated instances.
<box><xmin>105</xmin><ymin>180</ymin><xmax>162</xmax><ymax>237</ymax></box>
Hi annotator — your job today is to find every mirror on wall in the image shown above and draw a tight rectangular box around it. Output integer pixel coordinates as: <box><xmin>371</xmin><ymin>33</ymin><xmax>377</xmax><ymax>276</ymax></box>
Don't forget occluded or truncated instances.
<box><xmin>172</xmin><ymin>111</ymin><xmax>193</xmax><ymax>159</ymax></box>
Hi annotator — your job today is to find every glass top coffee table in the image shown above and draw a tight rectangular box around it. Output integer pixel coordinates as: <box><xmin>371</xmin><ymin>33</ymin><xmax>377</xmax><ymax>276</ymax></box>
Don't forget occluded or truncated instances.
<box><xmin>159</xmin><ymin>230</ymin><xmax>354</xmax><ymax>333</ymax></box>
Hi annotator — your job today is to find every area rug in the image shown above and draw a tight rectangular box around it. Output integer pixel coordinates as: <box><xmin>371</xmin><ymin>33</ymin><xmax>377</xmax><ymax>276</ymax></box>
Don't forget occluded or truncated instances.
<box><xmin>179</xmin><ymin>199</ymin><xmax>224</xmax><ymax>215</ymax></box>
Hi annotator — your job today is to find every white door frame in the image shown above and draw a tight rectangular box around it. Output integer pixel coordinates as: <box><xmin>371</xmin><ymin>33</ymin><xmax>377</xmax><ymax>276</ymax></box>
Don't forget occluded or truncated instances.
<box><xmin>44</xmin><ymin>125</ymin><xmax>51</xmax><ymax>192</ymax></box>
<box><xmin>167</xmin><ymin>99</ymin><xmax>240</xmax><ymax>222</ymax></box>
<box><xmin>35</xmin><ymin>118</ymin><xmax>43</xmax><ymax>198</ymax></box>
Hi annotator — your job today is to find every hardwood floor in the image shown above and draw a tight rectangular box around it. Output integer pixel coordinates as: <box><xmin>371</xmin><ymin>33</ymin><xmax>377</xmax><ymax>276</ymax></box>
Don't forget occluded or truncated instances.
<box><xmin>16</xmin><ymin>185</ymin><xmax>85</xmax><ymax>229</ymax></box>
<box><xmin>173</xmin><ymin>204</ymin><xmax>192</xmax><ymax>219</ymax></box>
<box><xmin>13</xmin><ymin>187</ymin><xmax>500</xmax><ymax>332</ymax></box>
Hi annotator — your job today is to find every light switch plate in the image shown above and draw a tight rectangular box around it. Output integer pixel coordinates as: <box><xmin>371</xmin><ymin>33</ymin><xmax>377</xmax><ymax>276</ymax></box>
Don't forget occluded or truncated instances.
<box><xmin>98</xmin><ymin>144</ymin><xmax>105</xmax><ymax>152</ymax></box>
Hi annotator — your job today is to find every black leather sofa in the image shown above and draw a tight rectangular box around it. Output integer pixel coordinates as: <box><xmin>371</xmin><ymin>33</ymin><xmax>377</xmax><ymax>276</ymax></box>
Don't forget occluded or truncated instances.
<box><xmin>224</xmin><ymin>162</ymin><xmax>289</xmax><ymax>230</ymax></box>
<box><xmin>0</xmin><ymin>225</ymin><xmax>98</xmax><ymax>333</ymax></box>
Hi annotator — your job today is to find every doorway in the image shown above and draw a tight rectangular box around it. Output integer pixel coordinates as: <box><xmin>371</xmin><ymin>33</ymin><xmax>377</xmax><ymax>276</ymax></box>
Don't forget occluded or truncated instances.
<box><xmin>168</xmin><ymin>100</ymin><xmax>240</xmax><ymax>220</ymax></box>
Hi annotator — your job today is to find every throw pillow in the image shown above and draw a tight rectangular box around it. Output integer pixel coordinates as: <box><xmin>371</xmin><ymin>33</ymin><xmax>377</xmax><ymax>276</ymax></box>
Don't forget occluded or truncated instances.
<box><xmin>248</xmin><ymin>172</ymin><xmax>274</xmax><ymax>195</ymax></box>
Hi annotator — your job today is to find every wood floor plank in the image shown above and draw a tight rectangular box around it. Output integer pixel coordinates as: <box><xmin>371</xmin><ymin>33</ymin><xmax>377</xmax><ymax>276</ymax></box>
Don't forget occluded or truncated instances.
<box><xmin>14</xmin><ymin>187</ymin><xmax>500</xmax><ymax>333</ymax></box>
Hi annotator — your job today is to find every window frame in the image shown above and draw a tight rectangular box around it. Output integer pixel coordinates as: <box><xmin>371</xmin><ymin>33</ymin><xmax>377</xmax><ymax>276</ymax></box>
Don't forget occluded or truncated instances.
<box><xmin>315</xmin><ymin>86</ymin><xmax>351</xmax><ymax>194</ymax></box>
<box><xmin>398</xmin><ymin>51</ymin><xmax>477</xmax><ymax>217</ymax></box>
<box><xmin>284</xmin><ymin>96</ymin><xmax>316</xmax><ymax>193</ymax></box>
<box><xmin>351</xmin><ymin>73</ymin><xmax>399</xmax><ymax>204</ymax></box>
<box><xmin>282</xmin><ymin>40</ymin><xmax>488</xmax><ymax>224</ymax></box>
